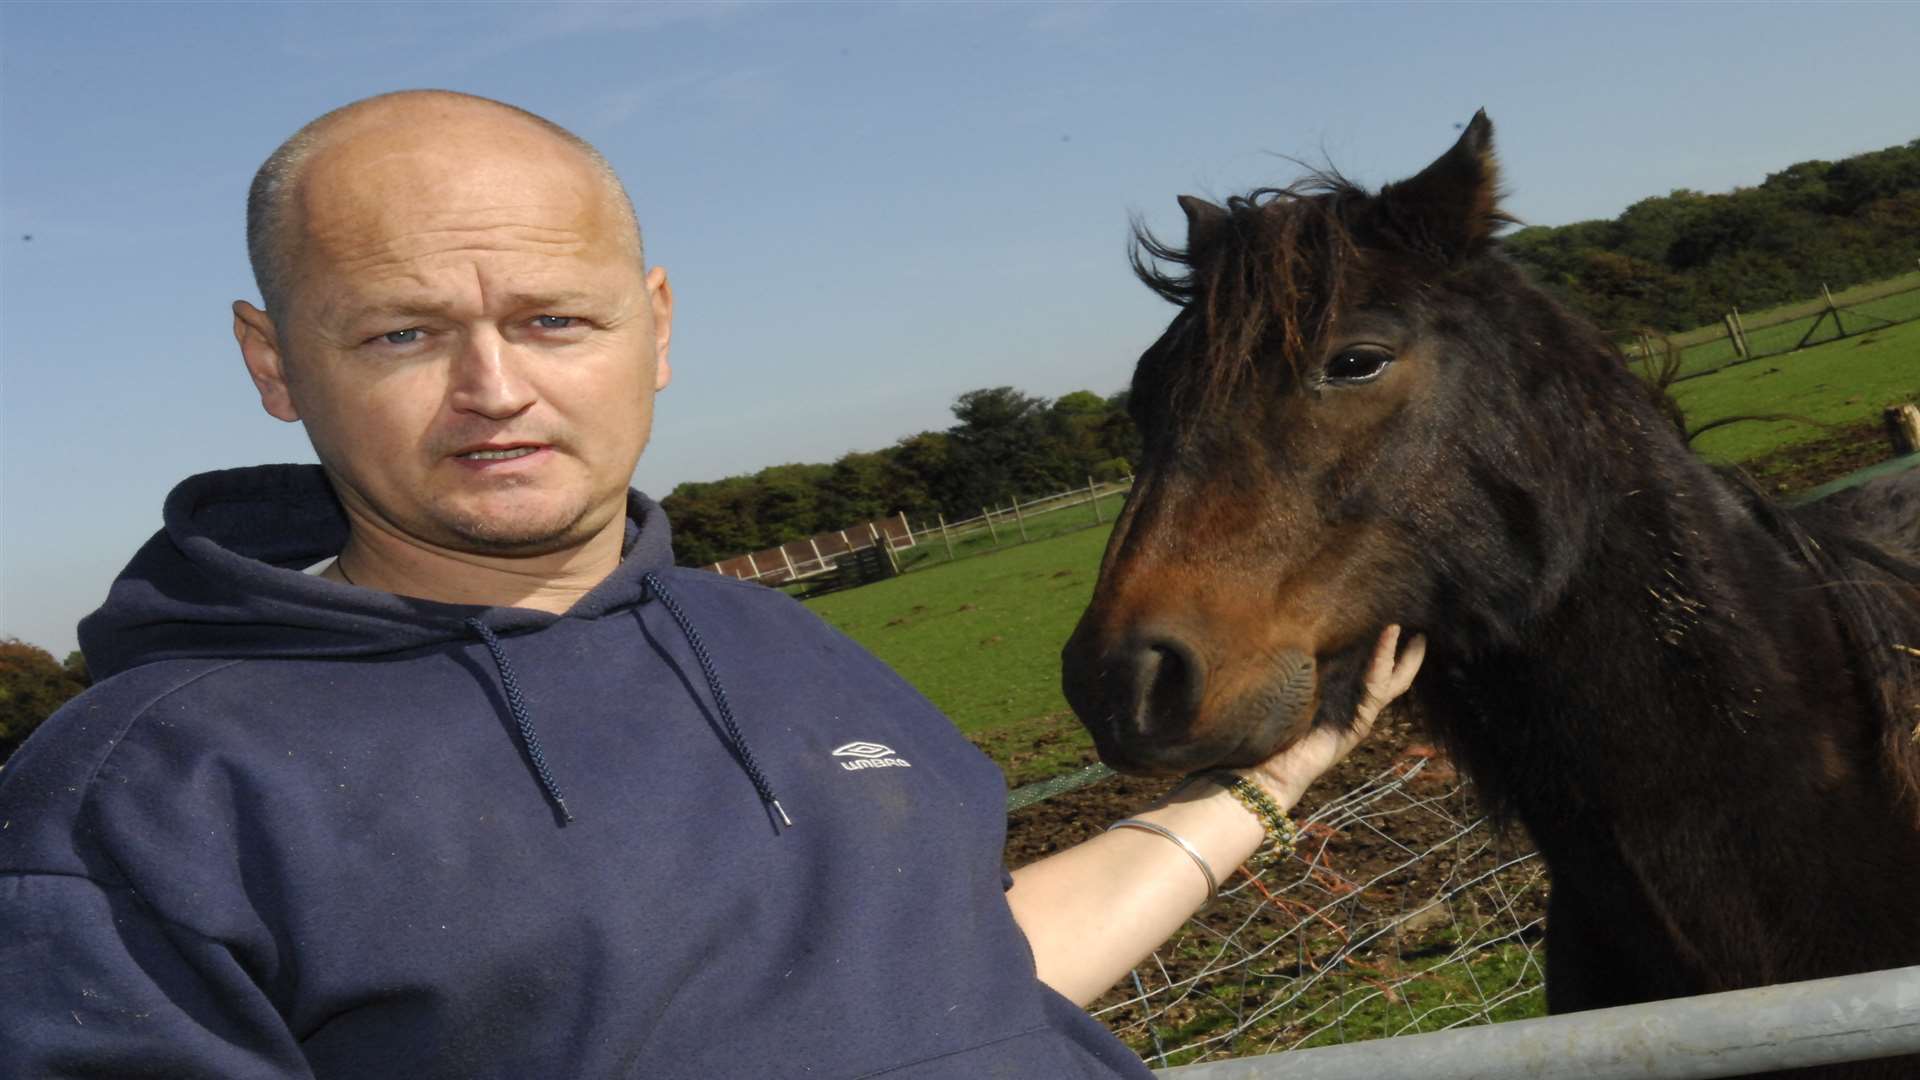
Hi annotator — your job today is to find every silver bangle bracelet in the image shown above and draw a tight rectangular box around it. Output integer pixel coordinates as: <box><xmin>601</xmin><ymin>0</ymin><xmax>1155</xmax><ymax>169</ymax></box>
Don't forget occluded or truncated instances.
<box><xmin>1107</xmin><ymin>817</ymin><xmax>1219</xmax><ymax>898</ymax></box>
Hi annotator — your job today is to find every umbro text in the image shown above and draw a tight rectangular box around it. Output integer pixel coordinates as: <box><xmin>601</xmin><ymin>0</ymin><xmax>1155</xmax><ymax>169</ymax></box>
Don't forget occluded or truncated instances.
<box><xmin>840</xmin><ymin>758</ymin><xmax>913</xmax><ymax>771</ymax></box>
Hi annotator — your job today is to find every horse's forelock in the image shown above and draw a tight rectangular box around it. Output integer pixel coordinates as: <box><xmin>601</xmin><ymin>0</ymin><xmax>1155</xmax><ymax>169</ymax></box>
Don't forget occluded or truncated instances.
<box><xmin>1129</xmin><ymin>173</ymin><xmax>1372</xmax><ymax>433</ymax></box>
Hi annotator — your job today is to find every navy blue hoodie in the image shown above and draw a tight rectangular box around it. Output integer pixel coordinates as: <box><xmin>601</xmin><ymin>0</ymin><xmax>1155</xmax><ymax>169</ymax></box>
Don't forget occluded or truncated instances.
<box><xmin>0</xmin><ymin>465</ymin><xmax>1152</xmax><ymax>1079</ymax></box>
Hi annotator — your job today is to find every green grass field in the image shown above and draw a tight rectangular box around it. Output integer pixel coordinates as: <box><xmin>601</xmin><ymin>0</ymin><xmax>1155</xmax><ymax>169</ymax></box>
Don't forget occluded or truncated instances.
<box><xmin>804</xmin><ymin>526</ymin><xmax>1112</xmax><ymax>780</ymax></box>
<box><xmin>1671</xmin><ymin>315</ymin><xmax>1920</xmax><ymax>463</ymax></box>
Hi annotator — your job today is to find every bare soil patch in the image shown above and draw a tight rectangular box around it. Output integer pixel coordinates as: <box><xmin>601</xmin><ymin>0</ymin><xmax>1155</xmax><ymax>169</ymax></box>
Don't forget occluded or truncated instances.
<box><xmin>1739</xmin><ymin>419</ymin><xmax>1898</xmax><ymax>494</ymax></box>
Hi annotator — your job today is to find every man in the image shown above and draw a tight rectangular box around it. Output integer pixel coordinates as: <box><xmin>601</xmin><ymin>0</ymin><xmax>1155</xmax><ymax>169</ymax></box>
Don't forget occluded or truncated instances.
<box><xmin>0</xmin><ymin>91</ymin><xmax>1421</xmax><ymax>1077</ymax></box>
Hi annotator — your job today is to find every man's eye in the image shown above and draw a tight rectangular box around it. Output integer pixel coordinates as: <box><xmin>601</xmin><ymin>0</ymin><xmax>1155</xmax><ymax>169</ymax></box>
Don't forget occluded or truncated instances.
<box><xmin>379</xmin><ymin>328</ymin><xmax>421</xmax><ymax>345</ymax></box>
<box><xmin>535</xmin><ymin>315</ymin><xmax>575</xmax><ymax>330</ymax></box>
<box><xmin>1324</xmin><ymin>348</ymin><xmax>1392</xmax><ymax>384</ymax></box>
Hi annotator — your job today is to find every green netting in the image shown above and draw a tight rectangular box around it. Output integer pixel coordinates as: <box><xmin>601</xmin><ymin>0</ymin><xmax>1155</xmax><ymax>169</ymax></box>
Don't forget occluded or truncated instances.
<box><xmin>1006</xmin><ymin>761</ymin><xmax>1115</xmax><ymax>811</ymax></box>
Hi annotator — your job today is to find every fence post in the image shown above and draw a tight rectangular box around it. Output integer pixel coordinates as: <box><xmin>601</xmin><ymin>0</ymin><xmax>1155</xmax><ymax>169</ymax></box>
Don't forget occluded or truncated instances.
<box><xmin>982</xmin><ymin>507</ymin><xmax>999</xmax><ymax>546</ymax></box>
<box><xmin>1723</xmin><ymin>313</ymin><xmax>1746</xmax><ymax>361</ymax></box>
<box><xmin>808</xmin><ymin>537</ymin><xmax>825</xmax><ymax>572</ymax></box>
<box><xmin>1088</xmin><ymin>476</ymin><xmax>1103</xmax><ymax>524</ymax></box>
<box><xmin>936</xmin><ymin>513</ymin><xmax>956</xmax><ymax>561</ymax></box>
<box><xmin>780</xmin><ymin>546</ymin><xmax>797</xmax><ymax>580</ymax></box>
<box><xmin>1731</xmin><ymin>307</ymin><xmax>1751</xmax><ymax>360</ymax></box>
<box><xmin>745</xmin><ymin>552</ymin><xmax>761</xmax><ymax>579</ymax></box>
<box><xmin>897</xmin><ymin>511</ymin><xmax>912</xmax><ymax>548</ymax></box>
<box><xmin>1887</xmin><ymin>404</ymin><xmax>1920</xmax><ymax>456</ymax></box>
<box><xmin>711</xmin><ymin>562</ymin><xmax>722</xmax><ymax>573</ymax></box>
<box><xmin>1798</xmin><ymin>284</ymin><xmax>1848</xmax><ymax>350</ymax></box>
<box><xmin>1011</xmin><ymin>498</ymin><xmax>1029</xmax><ymax>542</ymax></box>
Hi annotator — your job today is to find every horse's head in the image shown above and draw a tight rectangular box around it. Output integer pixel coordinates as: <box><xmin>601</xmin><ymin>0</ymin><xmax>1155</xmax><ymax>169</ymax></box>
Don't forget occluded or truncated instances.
<box><xmin>1063</xmin><ymin>112</ymin><xmax>1629</xmax><ymax>775</ymax></box>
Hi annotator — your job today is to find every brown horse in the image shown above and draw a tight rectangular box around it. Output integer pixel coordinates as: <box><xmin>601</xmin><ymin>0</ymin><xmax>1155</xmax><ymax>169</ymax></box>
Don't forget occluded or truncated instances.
<box><xmin>1062</xmin><ymin>113</ymin><xmax>1920</xmax><ymax>1077</ymax></box>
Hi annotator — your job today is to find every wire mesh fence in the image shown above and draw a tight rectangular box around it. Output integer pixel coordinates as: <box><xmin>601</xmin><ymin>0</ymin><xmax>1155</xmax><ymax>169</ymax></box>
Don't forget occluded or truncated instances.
<box><xmin>1010</xmin><ymin>745</ymin><xmax>1549</xmax><ymax>1069</ymax></box>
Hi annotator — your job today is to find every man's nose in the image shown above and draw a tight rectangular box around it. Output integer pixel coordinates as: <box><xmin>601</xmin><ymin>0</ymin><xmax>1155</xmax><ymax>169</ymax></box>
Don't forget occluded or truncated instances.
<box><xmin>447</xmin><ymin>329</ymin><xmax>536</xmax><ymax>419</ymax></box>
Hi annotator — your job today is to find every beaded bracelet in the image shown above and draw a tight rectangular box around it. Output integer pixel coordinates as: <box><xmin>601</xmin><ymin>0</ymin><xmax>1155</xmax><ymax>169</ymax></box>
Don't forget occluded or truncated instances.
<box><xmin>1195</xmin><ymin>771</ymin><xmax>1298</xmax><ymax>870</ymax></box>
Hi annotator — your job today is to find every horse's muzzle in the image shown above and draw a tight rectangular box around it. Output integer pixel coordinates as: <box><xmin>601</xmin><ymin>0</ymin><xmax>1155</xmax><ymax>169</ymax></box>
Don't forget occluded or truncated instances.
<box><xmin>1061</xmin><ymin>622</ymin><xmax>1319</xmax><ymax>774</ymax></box>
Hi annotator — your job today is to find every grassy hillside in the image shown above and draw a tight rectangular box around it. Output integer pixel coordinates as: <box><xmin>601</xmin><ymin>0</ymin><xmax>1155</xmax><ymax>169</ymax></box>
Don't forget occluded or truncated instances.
<box><xmin>1672</xmin><ymin>315</ymin><xmax>1920</xmax><ymax>463</ymax></box>
<box><xmin>1665</xmin><ymin>272</ymin><xmax>1920</xmax><ymax>349</ymax></box>
<box><xmin>1660</xmin><ymin>273</ymin><xmax>1920</xmax><ymax>377</ymax></box>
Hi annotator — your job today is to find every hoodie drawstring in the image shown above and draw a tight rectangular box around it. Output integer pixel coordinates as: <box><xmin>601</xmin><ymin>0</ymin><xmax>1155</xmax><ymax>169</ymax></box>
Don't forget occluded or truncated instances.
<box><xmin>465</xmin><ymin>617</ymin><xmax>574</xmax><ymax>823</ymax></box>
<box><xmin>642</xmin><ymin>571</ymin><xmax>792</xmax><ymax>829</ymax></box>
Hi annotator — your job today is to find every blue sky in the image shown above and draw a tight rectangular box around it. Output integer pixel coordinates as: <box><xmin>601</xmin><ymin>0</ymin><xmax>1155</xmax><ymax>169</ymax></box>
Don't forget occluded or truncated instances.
<box><xmin>3</xmin><ymin>1</ymin><xmax>1916</xmax><ymax>658</ymax></box>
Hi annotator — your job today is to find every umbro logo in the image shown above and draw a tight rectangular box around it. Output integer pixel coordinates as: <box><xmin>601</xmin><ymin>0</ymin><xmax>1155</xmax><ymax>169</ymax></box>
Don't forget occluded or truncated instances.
<box><xmin>832</xmin><ymin>741</ymin><xmax>913</xmax><ymax>771</ymax></box>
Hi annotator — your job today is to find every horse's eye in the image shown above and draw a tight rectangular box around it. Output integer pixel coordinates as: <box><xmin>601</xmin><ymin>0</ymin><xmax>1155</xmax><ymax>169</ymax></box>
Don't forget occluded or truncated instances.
<box><xmin>1324</xmin><ymin>348</ymin><xmax>1392</xmax><ymax>385</ymax></box>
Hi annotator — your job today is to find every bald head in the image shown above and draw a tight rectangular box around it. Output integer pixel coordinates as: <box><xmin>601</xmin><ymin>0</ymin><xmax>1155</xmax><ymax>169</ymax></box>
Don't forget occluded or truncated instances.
<box><xmin>246</xmin><ymin>90</ymin><xmax>642</xmax><ymax>321</ymax></box>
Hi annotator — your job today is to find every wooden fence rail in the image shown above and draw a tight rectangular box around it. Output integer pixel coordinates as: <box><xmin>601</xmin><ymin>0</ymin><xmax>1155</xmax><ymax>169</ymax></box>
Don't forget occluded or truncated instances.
<box><xmin>703</xmin><ymin>476</ymin><xmax>1136</xmax><ymax>588</ymax></box>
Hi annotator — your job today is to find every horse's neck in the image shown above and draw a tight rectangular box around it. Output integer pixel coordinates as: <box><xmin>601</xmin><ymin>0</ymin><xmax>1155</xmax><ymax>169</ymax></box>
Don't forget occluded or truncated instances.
<box><xmin>1425</xmin><ymin>458</ymin><xmax>1854</xmax><ymax>826</ymax></box>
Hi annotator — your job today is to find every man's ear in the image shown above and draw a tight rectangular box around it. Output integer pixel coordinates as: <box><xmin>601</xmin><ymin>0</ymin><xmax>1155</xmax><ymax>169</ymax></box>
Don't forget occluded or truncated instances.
<box><xmin>233</xmin><ymin>301</ymin><xmax>301</xmax><ymax>422</ymax></box>
<box><xmin>1374</xmin><ymin>110</ymin><xmax>1508</xmax><ymax>261</ymax></box>
<box><xmin>646</xmin><ymin>266</ymin><xmax>673</xmax><ymax>392</ymax></box>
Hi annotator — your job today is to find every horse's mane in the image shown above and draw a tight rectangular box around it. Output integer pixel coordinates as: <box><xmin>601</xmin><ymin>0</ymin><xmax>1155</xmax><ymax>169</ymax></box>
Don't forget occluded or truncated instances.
<box><xmin>1129</xmin><ymin>172</ymin><xmax>1369</xmax><ymax>417</ymax></box>
<box><xmin>1750</xmin><ymin>473</ymin><xmax>1920</xmax><ymax>809</ymax></box>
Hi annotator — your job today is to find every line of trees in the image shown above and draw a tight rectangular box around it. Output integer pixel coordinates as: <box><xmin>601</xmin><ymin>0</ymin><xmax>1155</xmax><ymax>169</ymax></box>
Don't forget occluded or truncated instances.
<box><xmin>662</xmin><ymin>387</ymin><xmax>1140</xmax><ymax>568</ymax></box>
<box><xmin>663</xmin><ymin>139</ymin><xmax>1920</xmax><ymax>568</ymax></box>
<box><xmin>663</xmin><ymin>140</ymin><xmax>1920</xmax><ymax>570</ymax></box>
<box><xmin>1</xmin><ymin>639</ymin><xmax>89</xmax><ymax>765</ymax></box>
<box><xmin>1504</xmin><ymin>138</ymin><xmax>1920</xmax><ymax>332</ymax></box>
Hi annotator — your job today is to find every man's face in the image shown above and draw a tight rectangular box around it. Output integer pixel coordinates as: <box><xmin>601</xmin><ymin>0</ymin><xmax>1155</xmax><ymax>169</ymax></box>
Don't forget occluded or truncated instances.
<box><xmin>236</xmin><ymin>116</ymin><xmax>671</xmax><ymax>558</ymax></box>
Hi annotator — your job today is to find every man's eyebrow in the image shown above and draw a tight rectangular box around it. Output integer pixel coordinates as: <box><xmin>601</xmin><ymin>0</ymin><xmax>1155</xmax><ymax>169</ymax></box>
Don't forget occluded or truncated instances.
<box><xmin>345</xmin><ymin>299</ymin><xmax>452</xmax><ymax>321</ymax></box>
<box><xmin>499</xmin><ymin>290</ymin><xmax>601</xmax><ymax>311</ymax></box>
<box><xmin>339</xmin><ymin>290</ymin><xmax>603</xmax><ymax>322</ymax></box>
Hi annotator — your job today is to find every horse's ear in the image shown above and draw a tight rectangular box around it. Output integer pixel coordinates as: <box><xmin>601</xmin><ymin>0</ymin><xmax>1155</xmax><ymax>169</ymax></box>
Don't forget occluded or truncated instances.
<box><xmin>1178</xmin><ymin>195</ymin><xmax>1230</xmax><ymax>252</ymax></box>
<box><xmin>1377</xmin><ymin>110</ymin><xmax>1505</xmax><ymax>260</ymax></box>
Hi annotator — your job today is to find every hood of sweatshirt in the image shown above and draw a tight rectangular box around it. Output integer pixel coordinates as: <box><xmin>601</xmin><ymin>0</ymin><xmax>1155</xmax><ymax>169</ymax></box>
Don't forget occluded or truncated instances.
<box><xmin>73</xmin><ymin>465</ymin><xmax>741</xmax><ymax>824</ymax></box>
<box><xmin>80</xmin><ymin>465</ymin><xmax>675</xmax><ymax>681</ymax></box>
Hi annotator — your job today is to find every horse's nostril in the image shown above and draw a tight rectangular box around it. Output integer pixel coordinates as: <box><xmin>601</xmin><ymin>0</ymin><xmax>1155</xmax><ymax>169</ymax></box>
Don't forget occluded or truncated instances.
<box><xmin>1129</xmin><ymin>635</ymin><xmax>1205</xmax><ymax>736</ymax></box>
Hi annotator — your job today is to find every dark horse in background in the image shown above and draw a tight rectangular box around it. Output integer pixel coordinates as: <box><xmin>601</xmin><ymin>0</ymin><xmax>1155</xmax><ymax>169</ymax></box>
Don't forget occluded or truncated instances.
<box><xmin>1062</xmin><ymin>112</ymin><xmax>1920</xmax><ymax>1077</ymax></box>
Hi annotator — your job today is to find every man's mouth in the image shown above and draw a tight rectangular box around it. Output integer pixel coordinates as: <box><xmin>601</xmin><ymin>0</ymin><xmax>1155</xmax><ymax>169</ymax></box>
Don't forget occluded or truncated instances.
<box><xmin>456</xmin><ymin>445</ymin><xmax>543</xmax><ymax>461</ymax></box>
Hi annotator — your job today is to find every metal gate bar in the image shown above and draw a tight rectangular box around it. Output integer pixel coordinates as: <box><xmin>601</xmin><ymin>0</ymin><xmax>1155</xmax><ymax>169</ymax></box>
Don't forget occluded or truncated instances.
<box><xmin>1155</xmin><ymin>965</ymin><xmax>1920</xmax><ymax>1079</ymax></box>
